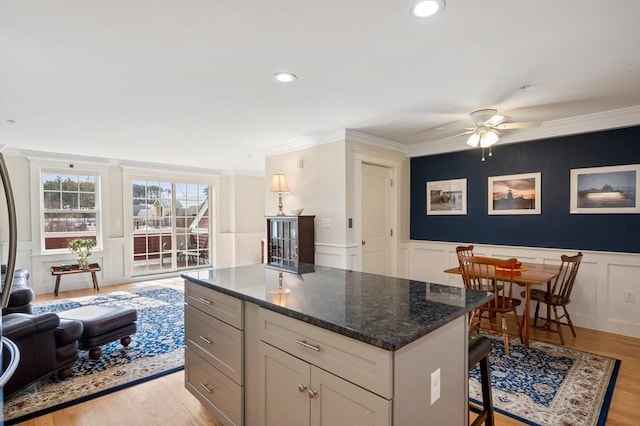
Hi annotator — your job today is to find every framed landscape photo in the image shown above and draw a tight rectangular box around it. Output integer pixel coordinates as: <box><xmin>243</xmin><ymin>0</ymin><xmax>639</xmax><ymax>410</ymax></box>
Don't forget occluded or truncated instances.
<box><xmin>570</xmin><ymin>164</ymin><xmax>640</xmax><ymax>214</ymax></box>
<box><xmin>488</xmin><ymin>172</ymin><xmax>541</xmax><ymax>215</ymax></box>
<box><xmin>427</xmin><ymin>178</ymin><xmax>467</xmax><ymax>215</ymax></box>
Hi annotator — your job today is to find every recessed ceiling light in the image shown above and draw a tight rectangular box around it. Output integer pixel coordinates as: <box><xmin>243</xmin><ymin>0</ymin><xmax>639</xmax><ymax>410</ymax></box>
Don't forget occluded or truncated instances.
<box><xmin>273</xmin><ymin>72</ymin><xmax>297</xmax><ymax>83</ymax></box>
<box><xmin>410</xmin><ymin>0</ymin><xmax>445</xmax><ymax>18</ymax></box>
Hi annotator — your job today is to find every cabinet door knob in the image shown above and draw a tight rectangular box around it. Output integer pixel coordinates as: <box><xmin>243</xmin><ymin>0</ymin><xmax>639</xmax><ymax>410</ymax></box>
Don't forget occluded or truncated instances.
<box><xmin>298</xmin><ymin>384</ymin><xmax>307</xmax><ymax>393</ymax></box>
<box><xmin>308</xmin><ymin>389</ymin><xmax>318</xmax><ymax>399</ymax></box>
<box><xmin>361</xmin><ymin>240</ymin><xmax>366</xmax><ymax>245</ymax></box>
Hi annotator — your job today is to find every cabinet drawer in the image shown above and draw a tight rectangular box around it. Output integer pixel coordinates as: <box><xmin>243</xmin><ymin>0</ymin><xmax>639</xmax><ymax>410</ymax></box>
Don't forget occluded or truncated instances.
<box><xmin>185</xmin><ymin>281</ymin><xmax>244</xmax><ymax>329</ymax></box>
<box><xmin>258</xmin><ymin>308</ymin><xmax>392</xmax><ymax>399</ymax></box>
<box><xmin>186</xmin><ymin>348</ymin><xmax>243</xmax><ymax>426</ymax></box>
<box><xmin>186</xmin><ymin>304</ymin><xmax>244</xmax><ymax>385</ymax></box>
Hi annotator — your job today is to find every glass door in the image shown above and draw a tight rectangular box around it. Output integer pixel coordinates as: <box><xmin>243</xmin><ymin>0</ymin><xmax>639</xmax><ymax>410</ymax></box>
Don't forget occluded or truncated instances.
<box><xmin>131</xmin><ymin>179</ymin><xmax>210</xmax><ymax>276</ymax></box>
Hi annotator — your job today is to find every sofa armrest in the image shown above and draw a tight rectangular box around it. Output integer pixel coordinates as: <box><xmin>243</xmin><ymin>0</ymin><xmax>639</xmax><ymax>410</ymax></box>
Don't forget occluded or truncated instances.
<box><xmin>2</xmin><ymin>313</ymin><xmax>59</xmax><ymax>340</ymax></box>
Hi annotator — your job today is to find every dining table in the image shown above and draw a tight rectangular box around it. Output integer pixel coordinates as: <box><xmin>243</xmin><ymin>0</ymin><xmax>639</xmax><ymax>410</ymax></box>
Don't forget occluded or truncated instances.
<box><xmin>444</xmin><ymin>262</ymin><xmax>560</xmax><ymax>347</ymax></box>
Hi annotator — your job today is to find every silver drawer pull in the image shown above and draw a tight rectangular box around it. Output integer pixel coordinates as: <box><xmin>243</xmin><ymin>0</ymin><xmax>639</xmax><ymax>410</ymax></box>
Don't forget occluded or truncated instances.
<box><xmin>294</xmin><ymin>339</ymin><xmax>320</xmax><ymax>352</ymax></box>
<box><xmin>199</xmin><ymin>382</ymin><xmax>213</xmax><ymax>393</ymax></box>
<box><xmin>198</xmin><ymin>297</ymin><xmax>213</xmax><ymax>305</ymax></box>
<box><xmin>199</xmin><ymin>336</ymin><xmax>213</xmax><ymax>345</ymax></box>
<box><xmin>298</xmin><ymin>384</ymin><xmax>307</xmax><ymax>393</ymax></box>
<box><xmin>308</xmin><ymin>389</ymin><xmax>318</xmax><ymax>399</ymax></box>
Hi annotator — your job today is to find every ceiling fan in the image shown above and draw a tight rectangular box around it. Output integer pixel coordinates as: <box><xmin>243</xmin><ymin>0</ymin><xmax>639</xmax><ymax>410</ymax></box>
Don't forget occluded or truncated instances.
<box><xmin>457</xmin><ymin>109</ymin><xmax>541</xmax><ymax>160</ymax></box>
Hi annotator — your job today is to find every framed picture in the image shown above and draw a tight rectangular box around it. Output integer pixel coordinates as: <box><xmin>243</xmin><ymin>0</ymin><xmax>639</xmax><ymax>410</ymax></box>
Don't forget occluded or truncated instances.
<box><xmin>570</xmin><ymin>164</ymin><xmax>639</xmax><ymax>214</ymax></box>
<box><xmin>488</xmin><ymin>172</ymin><xmax>541</xmax><ymax>215</ymax></box>
<box><xmin>427</xmin><ymin>178</ymin><xmax>467</xmax><ymax>215</ymax></box>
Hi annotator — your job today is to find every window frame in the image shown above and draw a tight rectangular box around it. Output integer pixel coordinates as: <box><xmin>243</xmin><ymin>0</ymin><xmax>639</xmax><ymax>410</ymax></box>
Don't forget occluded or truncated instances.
<box><xmin>29</xmin><ymin>158</ymin><xmax>108</xmax><ymax>255</ymax></box>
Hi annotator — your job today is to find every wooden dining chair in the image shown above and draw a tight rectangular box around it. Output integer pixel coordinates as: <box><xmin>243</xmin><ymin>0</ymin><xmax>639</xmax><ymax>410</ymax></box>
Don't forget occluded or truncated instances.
<box><xmin>459</xmin><ymin>255</ymin><xmax>524</xmax><ymax>356</ymax></box>
<box><xmin>528</xmin><ymin>252</ymin><xmax>583</xmax><ymax>345</ymax></box>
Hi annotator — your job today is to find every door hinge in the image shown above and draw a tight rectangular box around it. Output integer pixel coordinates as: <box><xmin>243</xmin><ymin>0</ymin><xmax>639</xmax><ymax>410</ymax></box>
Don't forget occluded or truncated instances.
<box><xmin>390</xmin><ymin>178</ymin><xmax>393</xmax><ymax>186</ymax></box>
<box><xmin>390</xmin><ymin>229</ymin><xmax>393</xmax><ymax>237</ymax></box>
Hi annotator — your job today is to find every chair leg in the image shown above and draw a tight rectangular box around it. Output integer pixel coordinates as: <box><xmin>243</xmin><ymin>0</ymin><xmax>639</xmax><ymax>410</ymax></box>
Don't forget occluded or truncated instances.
<box><xmin>563</xmin><ymin>306</ymin><xmax>577</xmax><ymax>337</ymax></box>
<box><xmin>553</xmin><ymin>306</ymin><xmax>565</xmax><ymax>345</ymax></box>
<box><xmin>501</xmin><ymin>316</ymin><xmax>509</xmax><ymax>357</ymax></box>
<box><xmin>510</xmin><ymin>308</ymin><xmax>523</xmax><ymax>343</ymax></box>
<box><xmin>479</xmin><ymin>356</ymin><xmax>494</xmax><ymax>426</ymax></box>
<box><xmin>533</xmin><ymin>301</ymin><xmax>541</xmax><ymax>327</ymax></box>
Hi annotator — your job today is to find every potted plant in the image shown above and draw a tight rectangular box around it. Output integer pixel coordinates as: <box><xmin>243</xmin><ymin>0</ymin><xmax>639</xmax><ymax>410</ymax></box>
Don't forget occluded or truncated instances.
<box><xmin>68</xmin><ymin>238</ymin><xmax>97</xmax><ymax>269</ymax></box>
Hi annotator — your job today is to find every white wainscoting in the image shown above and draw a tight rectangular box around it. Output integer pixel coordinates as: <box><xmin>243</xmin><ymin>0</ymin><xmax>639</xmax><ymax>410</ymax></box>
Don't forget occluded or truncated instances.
<box><xmin>402</xmin><ymin>240</ymin><xmax>640</xmax><ymax>339</ymax></box>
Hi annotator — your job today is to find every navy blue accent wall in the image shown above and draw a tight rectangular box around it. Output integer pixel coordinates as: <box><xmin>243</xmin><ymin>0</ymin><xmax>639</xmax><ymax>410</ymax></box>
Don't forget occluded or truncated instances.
<box><xmin>410</xmin><ymin>126</ymin><xmax>640</xmax><ymax>253</ymax></box>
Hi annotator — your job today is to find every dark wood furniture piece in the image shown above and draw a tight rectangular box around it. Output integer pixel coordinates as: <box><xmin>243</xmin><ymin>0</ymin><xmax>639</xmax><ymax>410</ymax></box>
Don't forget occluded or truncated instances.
<box><xmin>458</xmin><ymin>255</ymin><xmax>524</xmax><ymax>356</ymax></box>
<box><xmin>527</xmin><ymin>252</ymin><xmax>583</xmax><ymax>345</ymax></box>
<box><xmin>468</xmin><ymin>333</ymin><xmax>494</xmax><ymax>426</ymax></box>
<box><xmin>266</xmin><ymin>216</ymin><xmax>315</xmax><ymax>268</ymax></box>
<box><xmin>50</xmin><ymin>263</ymin><xmax>101</xmax><ymax>296</ymax></box>
<box><xmin>445</xmin><ymin>261</ymin><xmax>559</xmax><ymax>347</ymax></box>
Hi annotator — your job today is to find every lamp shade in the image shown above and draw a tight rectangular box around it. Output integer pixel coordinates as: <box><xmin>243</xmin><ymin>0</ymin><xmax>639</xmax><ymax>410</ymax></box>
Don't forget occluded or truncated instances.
<box><xmin>480</xmin><ymin>129</ymin><xmax>500</xmax><ymax>147</ymax></box>
<box><xmin>270</xmin><ymin>174</ymin><xmax>290</xmax><ymax>193</ymax></box>
<box><xmin>466</xmin><ymin>133</ymin><xmax>481</xmax><ymax>147</ymax></box>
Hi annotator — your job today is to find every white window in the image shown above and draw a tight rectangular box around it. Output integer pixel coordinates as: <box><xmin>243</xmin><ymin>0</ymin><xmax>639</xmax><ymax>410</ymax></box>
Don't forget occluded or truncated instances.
<box><xmin>41</xmin><ymin>171</ymin><xmax>100</xmax><ymax>251</ymax></box>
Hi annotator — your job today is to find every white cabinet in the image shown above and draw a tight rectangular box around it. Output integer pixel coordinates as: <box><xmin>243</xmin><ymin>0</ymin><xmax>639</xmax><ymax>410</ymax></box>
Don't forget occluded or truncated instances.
<box><xmin>258</xmin><ymin>341</ymin><xmax>391</xmax><ymax>426</ymax></box>
<box><xmin>184</xmin><ymin>281</ymin><xmax>245</xmax><ymax>426</ymax></box>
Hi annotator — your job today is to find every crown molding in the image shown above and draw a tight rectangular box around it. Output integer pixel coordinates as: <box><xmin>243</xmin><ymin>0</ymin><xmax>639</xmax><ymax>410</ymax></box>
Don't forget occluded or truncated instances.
<box><xmin>345</xmin><ymin>129</ymin><xmax>407</xmax><ymax>153</ymax></box>
<box><xmin>261</xmin><ymin>129</ymin><xmax>347</xmax><ymax>157</ymax></box>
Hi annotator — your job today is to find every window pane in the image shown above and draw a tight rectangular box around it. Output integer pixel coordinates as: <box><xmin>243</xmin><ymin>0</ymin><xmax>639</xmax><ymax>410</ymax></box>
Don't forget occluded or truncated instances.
<box><xmin>44</xmin><ymin>192</ymin><xmax>61</xmax><ymax>209</ymax></box>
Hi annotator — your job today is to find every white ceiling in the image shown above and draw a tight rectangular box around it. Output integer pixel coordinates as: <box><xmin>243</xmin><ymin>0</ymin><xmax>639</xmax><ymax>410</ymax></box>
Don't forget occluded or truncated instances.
<box><xmin>1</xmin><ymin>0</ymin><xmax>639</xmax><ymax>174</ymax></box>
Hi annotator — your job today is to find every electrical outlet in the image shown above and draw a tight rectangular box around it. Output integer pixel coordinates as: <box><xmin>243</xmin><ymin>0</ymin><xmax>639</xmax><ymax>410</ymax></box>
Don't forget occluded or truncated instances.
<box><xmin>430</xmin><ymin>368</ymin><xmax>441</xmax><ymax>405</ymax></box>
<box><xmin>624</xmin><ymin>291</ymin><xmax>636</xmax><ymax>303</ymax></box>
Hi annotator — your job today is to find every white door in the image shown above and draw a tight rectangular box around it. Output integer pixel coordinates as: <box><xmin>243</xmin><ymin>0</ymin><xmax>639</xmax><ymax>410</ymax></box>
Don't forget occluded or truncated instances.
<box><xmin>361</xmin><ymin>163</ymin><xmax>392</xmax><ymax>276</ymax></box>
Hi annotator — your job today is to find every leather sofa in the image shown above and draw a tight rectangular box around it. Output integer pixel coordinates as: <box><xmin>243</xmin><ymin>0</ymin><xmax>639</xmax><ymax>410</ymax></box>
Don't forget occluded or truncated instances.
<box><xmin>1</xmin><ymin>267</ymin><xmax>83</xmax><ymax>398</ymax></box>
<box><xmin>1</xmin><ymin>267</ymin><xmax>35</xmax><ymax>315</ymax></box>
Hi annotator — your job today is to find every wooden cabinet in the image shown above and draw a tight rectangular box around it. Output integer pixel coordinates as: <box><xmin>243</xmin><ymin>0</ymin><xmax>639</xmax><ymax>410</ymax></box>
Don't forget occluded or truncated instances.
<box><xmin>184</xmin><ymin>281</ymin><xmax>245</xmax><ymax>426</ymax></box>
<box><xmin>258</xmin><ymin>341</ymin><xmax>391</xmax><ymax>426</ymax></box>
<box><xmin>266</xmin><ymin>216</ymin><xmax>315</xmax><ymax>267</ymax></box>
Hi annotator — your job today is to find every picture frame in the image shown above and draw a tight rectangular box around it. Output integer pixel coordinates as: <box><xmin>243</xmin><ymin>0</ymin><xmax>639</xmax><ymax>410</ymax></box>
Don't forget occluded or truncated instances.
<box><xmin>488</xmin><ymin>172</ymin><xmax>541</xmax><ymax>215</ymax></box>
<box><xmin>427</xmin><ymin>178</ymin><xmax>467</xmax><ymax>215</ymax></box>
<box><xmin>570</xmin><ymin>164</ymin><xmax>639</xmax><ymax>214</ymax></box>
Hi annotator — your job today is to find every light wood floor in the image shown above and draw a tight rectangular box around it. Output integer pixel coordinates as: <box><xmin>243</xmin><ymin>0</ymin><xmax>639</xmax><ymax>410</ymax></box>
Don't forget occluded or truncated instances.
<box><xmin>10</xmin><ymin>280</ymin><xmax>640</xmax><ymax>425</ymax></box>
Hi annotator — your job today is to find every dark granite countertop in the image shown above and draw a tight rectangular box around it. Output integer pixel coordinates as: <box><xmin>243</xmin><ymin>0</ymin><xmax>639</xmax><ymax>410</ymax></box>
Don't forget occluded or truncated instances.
<box><xmin>182</xmin><ymin>263</ymin><xmax>491</xmax><ymax>351</ymax></box>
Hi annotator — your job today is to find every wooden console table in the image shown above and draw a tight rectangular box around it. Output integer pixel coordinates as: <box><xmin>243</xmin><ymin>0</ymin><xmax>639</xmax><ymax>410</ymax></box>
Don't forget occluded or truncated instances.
<box><xmin>51</xmin><ymin>263</ymin><xmax>101</xmax><ymax>296</ymax></box>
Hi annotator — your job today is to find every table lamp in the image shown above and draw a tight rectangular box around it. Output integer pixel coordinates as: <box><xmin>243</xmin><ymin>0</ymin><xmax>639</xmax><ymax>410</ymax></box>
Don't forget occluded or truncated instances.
<box><xmin>269</xmin><ymin>174</ymin><xmax>290</xmax><ymax>216</ymax></box>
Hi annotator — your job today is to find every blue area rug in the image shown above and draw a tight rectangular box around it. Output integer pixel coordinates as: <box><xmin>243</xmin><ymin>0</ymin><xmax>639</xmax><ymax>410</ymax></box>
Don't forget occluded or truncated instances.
<box><xmin>469</xmin><ymin>337</ymin><xmax>621</xmax><ymax>426</ymax></box>
<box><xmin>3</xmin><ymin>286</ymin><xmax>185</xmax><ymax>425</ymax></box>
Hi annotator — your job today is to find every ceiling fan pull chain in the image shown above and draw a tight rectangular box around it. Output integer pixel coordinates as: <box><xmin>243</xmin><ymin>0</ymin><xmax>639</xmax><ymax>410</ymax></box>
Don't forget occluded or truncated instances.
<box><xmin>481</xmin><ymin>147</ymin><xmax>486</xmax><ymax>161</ymax></box>
<box><xmin>489</xmin><ymin>145</ymin><xmax>493</xmax><ymax>157</ymax></box>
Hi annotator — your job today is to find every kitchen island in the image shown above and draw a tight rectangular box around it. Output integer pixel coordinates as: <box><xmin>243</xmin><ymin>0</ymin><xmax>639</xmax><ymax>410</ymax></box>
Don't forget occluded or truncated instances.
<box><xmin>182</xmin><ymin>264</ymin><xmax>491</xmax><ymax>426</ymax></box>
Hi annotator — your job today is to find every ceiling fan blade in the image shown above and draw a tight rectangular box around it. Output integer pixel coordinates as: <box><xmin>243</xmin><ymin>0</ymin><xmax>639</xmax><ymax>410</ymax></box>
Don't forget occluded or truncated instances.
<box><xmin>439</xmin><ymin>130</ymin><xmax>475</xmax><ymax>141</ymax></box>
<box><xmin>496</xmin><ymin>121</ymin><xmax>542</xmax><ymax>130</ymax></box>
<box><xmin>486</xmin><ymin>114</ymin><xmax>508</xmax><ymax>127</ymax></box>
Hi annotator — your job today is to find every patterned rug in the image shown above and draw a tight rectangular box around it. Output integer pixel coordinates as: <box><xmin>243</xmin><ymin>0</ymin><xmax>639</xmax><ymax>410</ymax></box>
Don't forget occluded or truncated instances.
<box><xmin>3</xmin><ymin>286</ymin><xmax>185</xmax><ymax>425</ymax></box>
<box><xmin>469</xmin><ymin>337</ymin><xmax>621</xmax><ymax>426</ymax></box>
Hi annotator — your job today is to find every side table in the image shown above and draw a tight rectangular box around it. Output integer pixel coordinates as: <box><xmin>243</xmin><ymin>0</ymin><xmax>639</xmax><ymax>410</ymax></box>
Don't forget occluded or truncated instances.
<box><xmin>50</xmin><ymin>263</ymin><xmax>101</xmax><ymax>296</ymax></box>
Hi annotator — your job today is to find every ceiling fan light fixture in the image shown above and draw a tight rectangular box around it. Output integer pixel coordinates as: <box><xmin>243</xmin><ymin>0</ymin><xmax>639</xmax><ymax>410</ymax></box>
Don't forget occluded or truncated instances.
<box><xmin>410</xmin><ymin>0</ymin><xmax>445</xmax><ymax>18</ymax></box>
<box><xmin>466</xmin><ymin>132</ymin><xmax>480</xmax><ymax>147</ymax></box>
<box><xmin>479</xmin><ymin>129</ymin><xmax>500</xmax><ymax>147</ymax></box>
